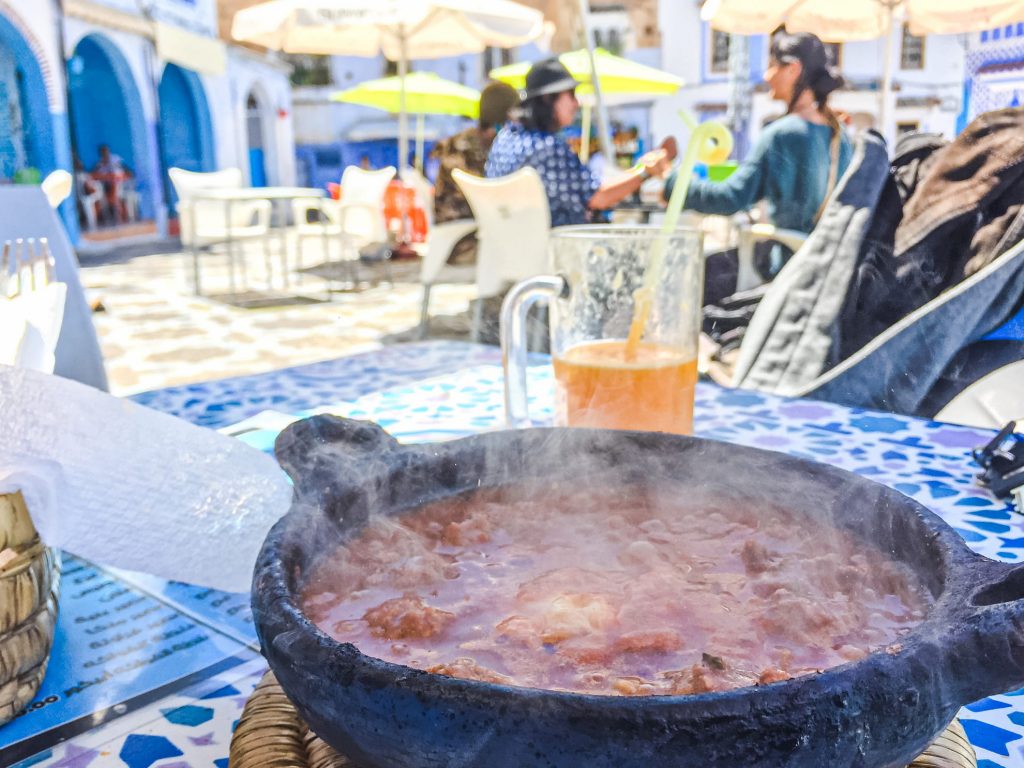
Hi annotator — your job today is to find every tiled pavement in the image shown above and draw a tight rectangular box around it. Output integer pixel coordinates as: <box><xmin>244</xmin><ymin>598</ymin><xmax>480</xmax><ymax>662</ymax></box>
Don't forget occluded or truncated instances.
<box><xmin>78</xmin><ymin>239</ymin><xmax>478</xmax><ymax>395</ymax></box>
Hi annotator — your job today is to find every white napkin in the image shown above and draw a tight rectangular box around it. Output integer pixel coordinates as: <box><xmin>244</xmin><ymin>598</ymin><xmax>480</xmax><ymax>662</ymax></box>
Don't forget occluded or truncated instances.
<box><xmin>0</xmin><ymin>364</ymin><xmax>293</xmax><ymax>592</ymax></box>
<box><xmin>0</xmin><ymin>283</ymin><xmax>67</xmax><ymax>373</ymax></box>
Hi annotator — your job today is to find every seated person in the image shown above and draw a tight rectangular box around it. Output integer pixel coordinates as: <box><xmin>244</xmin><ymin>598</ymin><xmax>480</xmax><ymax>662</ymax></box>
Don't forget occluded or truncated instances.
<box><xmin>92</xmin><ymin>144</ymin><xmax>129</xmax><ymax>177</ymax></box>
<box><xmin>485</xmin><ymin>58</ymin><xmax>670</xmax><ymax>227</ymax></box>
<box><xmin>663</xmin><ymin>31</ymin><xmax>853</xmax><ymax>305</ymax></box>
<box><xmin>91</xmin><ymin>145</ymin><xmax>133</xmax><ymax>224</ymax></box>
<box><xmin>431</xmin><ymin>81</ymin><xmax>520</xmax><ymax>263</ymax></box>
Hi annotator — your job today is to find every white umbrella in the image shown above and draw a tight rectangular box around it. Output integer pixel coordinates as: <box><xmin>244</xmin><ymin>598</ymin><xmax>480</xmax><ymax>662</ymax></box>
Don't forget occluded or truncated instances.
<box><xmin>701</xmin><ymin>0</ymin><xmax>1024</xmax><ymax>138</ymax></box>
<box><xmin>232</xmin><ymin>0</ymin><xmax>545</xmax><ymax>174</ymax></box>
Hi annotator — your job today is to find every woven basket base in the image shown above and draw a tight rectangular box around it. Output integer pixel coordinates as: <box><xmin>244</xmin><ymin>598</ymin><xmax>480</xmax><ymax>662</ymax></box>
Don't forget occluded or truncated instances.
<box><xmin>230</xmin><ymin>672</ymin><xmax>977</xmax><ymax>768</ymax></box>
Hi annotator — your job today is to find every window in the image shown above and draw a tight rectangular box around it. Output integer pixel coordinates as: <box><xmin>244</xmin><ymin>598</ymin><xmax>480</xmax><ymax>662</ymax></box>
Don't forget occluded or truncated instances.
<box><xmin>900</xmin><ymin>24</ymin><xmax>925</xmax><ymax>70</ymax></box>
<box><xmin>896</xmin><ymin>120</ymin><xmax>919</xmax><ymax>136</ymax></box>
<box><xmin>823</xmin><ymin>42</ymin><xmax>842</xmax><ymax>69</ymax></box>
<box><xmin>482</xmin><ymin>47</ymin><xmax>514</xmax><ymax>81</ymax></box>
<box><xmin>710</xmin><ymin>29</ymin><xmax>730</xmax><ymax>75</ymax></box>
<box><xmin>287</xmin><ymin>55</ymin><xmax>332</xmax><ymax>86</ymax></box>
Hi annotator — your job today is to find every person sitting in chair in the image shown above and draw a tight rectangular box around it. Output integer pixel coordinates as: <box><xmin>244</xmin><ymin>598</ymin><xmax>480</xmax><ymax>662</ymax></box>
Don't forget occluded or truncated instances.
<box><xmin>485</xmin><ymin>58</ymin><xmax>671</xmax><ymax>228</ymax></box>
<box><xmin>431</xmin><ymin>81</ymin><xmax>520</xmax><ymax>264</ymax></box>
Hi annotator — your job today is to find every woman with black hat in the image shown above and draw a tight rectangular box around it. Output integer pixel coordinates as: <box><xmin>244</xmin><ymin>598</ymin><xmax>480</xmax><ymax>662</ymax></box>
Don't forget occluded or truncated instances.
<box><xmin>664</xmin><ymin>30</ymin><xmax>853</xmax><ymax>302</ymax></box>
<box><xmin>486</xmin><ymin>57</ymin><xmax>671</xmax><ymax>227</ymax></box>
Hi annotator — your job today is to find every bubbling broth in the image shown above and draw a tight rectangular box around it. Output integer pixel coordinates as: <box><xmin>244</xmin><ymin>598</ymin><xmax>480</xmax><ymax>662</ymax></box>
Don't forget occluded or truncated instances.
<box><xmin>301</xmin><ymin>484</ymin><xmax>932</xmax><ymax>696</ymax></box>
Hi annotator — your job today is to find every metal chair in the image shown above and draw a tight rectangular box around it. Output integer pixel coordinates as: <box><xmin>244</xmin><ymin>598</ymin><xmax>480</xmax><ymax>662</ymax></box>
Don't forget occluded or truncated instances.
<box><xmin>451</xmin><ymin>167</ymin><xmax>551</xmax><ymax>342</ymax></box>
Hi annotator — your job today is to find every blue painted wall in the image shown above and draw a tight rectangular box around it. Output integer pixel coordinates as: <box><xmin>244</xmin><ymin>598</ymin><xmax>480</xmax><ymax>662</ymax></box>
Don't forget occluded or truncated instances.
<box><xmin>158</xmin><ymin>63</ymin><xmax>214</xmax><ymax>214</ymax></box>
<box><xmin>67</xmin><ymin>34</ymin><xmax>156</xmax><ymax>220</ymax></box>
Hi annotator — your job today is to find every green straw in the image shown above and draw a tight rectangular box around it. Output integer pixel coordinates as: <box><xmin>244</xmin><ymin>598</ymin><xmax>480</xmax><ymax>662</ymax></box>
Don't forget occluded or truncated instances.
<box><xmin>625</xmin><ymin>114</ymin><xmax>733</xmax><ymax>357</ymax></box>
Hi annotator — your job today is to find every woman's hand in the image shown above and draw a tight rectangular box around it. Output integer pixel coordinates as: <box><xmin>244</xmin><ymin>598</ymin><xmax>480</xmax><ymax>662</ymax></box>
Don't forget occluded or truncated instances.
<box><xmin>639</xmin><ymin>149</ymin><xmax>671</xmax><ymax>179</ymax></box>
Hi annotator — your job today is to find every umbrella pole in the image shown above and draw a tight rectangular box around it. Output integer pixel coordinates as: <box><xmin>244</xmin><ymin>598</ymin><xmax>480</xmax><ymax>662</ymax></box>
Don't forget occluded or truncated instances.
<box><xmin>880</xmin><ymin>3</ymin><xmax>896</xmax><ymax>147</ymax></box>
<box><xmin>416</xmin><ymin>114</ymin><xmax>425</xmax><ymax>173</ymax></box>
<box><xmin>577</xmin><ymin>0</ymin><xmax>616</xmax><ymax>167</ymax></box>
<box><xmin>580</xmin><ymin>105</ymin><xmax>592</xmax><ymax>164</ymax></box>
<box><xmin>398</xmin><ymin>26</ymin><xmax>409</xmax><ymax>179</ymax></box>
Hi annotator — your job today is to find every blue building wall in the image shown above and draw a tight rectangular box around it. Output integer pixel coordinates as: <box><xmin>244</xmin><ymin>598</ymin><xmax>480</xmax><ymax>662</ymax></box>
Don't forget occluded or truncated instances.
<box><xmin>158</xmin><ymin>63</ymin><xmax>215</xmax><ymax>213</ymax></box>
<box><xmin>67</xmin><ymin>33</ymin><xmax>157</xmax><ymax>220</ymax></box>
<box><xmin>0</xmin><ymin>11</ymin><xmax>78</xmax><ymax>240</ymax></box>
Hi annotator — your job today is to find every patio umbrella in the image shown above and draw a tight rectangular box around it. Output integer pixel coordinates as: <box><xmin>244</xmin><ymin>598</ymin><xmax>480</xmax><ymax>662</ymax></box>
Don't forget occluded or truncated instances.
<box><xmin>490</xmin><ymin>47</ymin><xmax>684</xmax><ymax>161</ymax></box>
<box><xmin>700</xmin><ymin>0</ymin><xmax>1024</xmax><ymax>137</ymax></box>
<box><xmin>332</xmin><ymin>71</ymin><xmax>481</xmax><ymax>170</ymax></box>
<box><xmin>231</xmin><ymin>0</ymin><xmax>545</xmax><ymax>174</ymax></box>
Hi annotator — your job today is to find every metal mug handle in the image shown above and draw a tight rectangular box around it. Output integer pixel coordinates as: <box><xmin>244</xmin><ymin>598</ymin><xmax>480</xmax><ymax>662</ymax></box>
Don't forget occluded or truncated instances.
<box><xmin>500</xmin><ymin>275</ymin><xmax>566</xmax><ymax>429</ymax></box>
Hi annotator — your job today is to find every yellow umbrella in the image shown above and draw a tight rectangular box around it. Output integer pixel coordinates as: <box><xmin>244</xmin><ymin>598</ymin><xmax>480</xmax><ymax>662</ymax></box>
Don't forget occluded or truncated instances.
<box><xmin>489</xmin><ymin>47</ymin><xmax>683</xmax><ymax>98</ymax></box>
<box><xmin>332</xmin><ymin>72</ymin><xmax>481</xmax><ymax>171</ymax></box>
<box><xmin>490</xmin><ymin>48</ymin><xmax>683</xmax><ymax>162</ymax></box>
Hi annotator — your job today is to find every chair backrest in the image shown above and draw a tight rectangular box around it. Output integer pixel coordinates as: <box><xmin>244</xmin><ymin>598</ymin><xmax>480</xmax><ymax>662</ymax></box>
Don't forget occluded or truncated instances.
<box><xmin>168</xmin><ymin>167</ymin><xmax>244</xmax><ymax>202</ymax></box>
<box><xmin>339</xmin><ymin>165</ymin><xmax>396</xmax><ymax>207</ymax></box>
<box><xmin>799</xmin><ymin>233</ymin><xmax>1024</xmax><ymax>416</ymax></box>
<box><xmin>41</xmin><ymin>170</ymin><xmax>73</xmax><ymax>208</ymax></box>
<box><xmin>0</xmin><ymin>187</ymin><xmax>108</xmax><ymax>390</ymax></box>
<box><xmin>452</xmin><ymin>167</ymin><xmax>551</xmax><ymax>298</ymax></box>
<box><xmin>405</xmin><ymin>168</ymin><xmax>435</xmax><ymax>231</ymax></box>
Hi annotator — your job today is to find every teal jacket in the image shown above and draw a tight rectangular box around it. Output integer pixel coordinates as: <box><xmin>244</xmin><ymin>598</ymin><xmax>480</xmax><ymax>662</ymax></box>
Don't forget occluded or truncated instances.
<box><xmin>664</xmin><ymin>115</ymin><xmax>853</xmax><ymax>234</ymax></box>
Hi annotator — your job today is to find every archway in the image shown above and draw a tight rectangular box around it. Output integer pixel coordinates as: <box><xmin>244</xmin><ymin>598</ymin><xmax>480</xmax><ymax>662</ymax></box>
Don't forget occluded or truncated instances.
<box><xmin>246</xmin><ymin>91</ymin><xmax>268</xmax><ymax>187</ymax></box>
<box><xmin>158</xmin><ymin>63</ymin><xmax>214</xmax><ymax>214</ymax></box>
<box><xmin>0</xmin><ymin>13</ymin><xmax>58</xmax><ymax>182</ymax></box>
<box><xmin>67</xmin><ymin>33</ymin><xmax>154</xmax><ymax>224</ymax></box>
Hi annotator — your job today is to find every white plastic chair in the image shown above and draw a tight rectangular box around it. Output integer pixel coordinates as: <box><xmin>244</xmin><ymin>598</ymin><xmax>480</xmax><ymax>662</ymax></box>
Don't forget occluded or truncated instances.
<box><xmin>418</xmin><ymin>218</ymin><xmax>478</xmax><ymax>338</ymax></box>
<box><xmin>168</xmin><ymin>168</ymin><xmax>272</xmax><ymax>248</ymax></box>
<box><xmin>452</xmin><ymin>167</ymin><xmax>551</xmax><ymax>342</ymax></box>
<box><xmin>74</xmin><ymin>172</ymin><xmax>104</xmax><ymax>230</ymax></box>
<box><xmin>934</xmin><ymin>361</ymin><xmax>1024</xmax><ymax>429</ymax></box>
<box><xmin>41</xmin><ymin>171</ymin><xmax>73</xmax><ymax>208</ymax></box>
<box><xmin>291</xmin><ymin>166</ymin><xmax>395</xmax><ymax>277</ymax></box>
<box><xmin>118</xmin><ymin>177</ymin><xmax>140</xmax><ymax>223</ymax></box>
<box><xmin>169</xmin><ymin>167</ymin><xmax>274</xmax><ymax>294</ymax></box>
<box><xmin>735</xmin><ymin>222</ymin><xmax>809</xmax><ymax>292</ymax></box>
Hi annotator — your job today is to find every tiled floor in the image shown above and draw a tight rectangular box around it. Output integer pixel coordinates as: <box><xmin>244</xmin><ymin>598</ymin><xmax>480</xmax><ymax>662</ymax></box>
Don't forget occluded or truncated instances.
<box><xmin>79</xmin><ymin>239</ymin><xmax>478</xmax><ymax>395</ymax></box>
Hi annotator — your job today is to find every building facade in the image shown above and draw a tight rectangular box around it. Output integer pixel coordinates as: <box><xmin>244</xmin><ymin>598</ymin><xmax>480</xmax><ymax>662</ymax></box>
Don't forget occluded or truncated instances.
<box><xmin>651</xmin><ymin>3</ymin><xmax>965</xmax><ymax>157</ymax></box>
<box><xmin>0</xmin><ymin>0</ymin><xmax>295</xmax><ymax>244</ymax></box>
<box><xmin>962</xmin><ymin>22</ymin><xmax>1024</xmax><ymax>130</ymax></box>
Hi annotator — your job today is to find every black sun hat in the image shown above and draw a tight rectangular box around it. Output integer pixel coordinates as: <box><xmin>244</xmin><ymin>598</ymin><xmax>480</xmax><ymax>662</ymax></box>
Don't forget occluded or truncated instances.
<box><xmin>523</xmin><ymin>57</ymin><xmax>580</xmax><ymax>100</ymax></box>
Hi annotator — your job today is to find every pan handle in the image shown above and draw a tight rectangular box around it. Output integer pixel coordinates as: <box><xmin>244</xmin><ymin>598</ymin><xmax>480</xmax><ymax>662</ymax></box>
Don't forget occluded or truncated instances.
<box><xmin>274</xmin><ymin>415</ymin><xmax>405</xmax><ymax>498</ymax></box>
<box><xmin>944</xmin><ymin>555</ymin><xmax>1024</xmax><ymax>704</ymax></box>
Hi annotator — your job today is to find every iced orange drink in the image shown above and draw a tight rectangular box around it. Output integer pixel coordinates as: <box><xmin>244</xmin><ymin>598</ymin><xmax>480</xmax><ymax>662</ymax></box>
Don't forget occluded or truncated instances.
<box><xmin>553</xmin><ymin>339</ymin><xmax>697</xmax><ymax>435</ymax></box>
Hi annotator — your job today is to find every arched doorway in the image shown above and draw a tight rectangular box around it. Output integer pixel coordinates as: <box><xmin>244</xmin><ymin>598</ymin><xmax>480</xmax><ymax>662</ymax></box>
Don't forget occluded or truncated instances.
<box><xmin>0</xmin><ymin>13</ymin><xmax>58</xmax><ymax>183</ymax></box>
<box><xmin>246</xmin><ymin>92</ymin><xmax>268</xmax><ymax>187</ymax></box>
<box><xmin>158</xmin><ymin>63</ymin><xmax>214</xmax><ymax>214</ymax></box>
<box><xmin>66</xmin><ymin>33</ymin><xmax>153</xmax><ymax>226</ymax></box>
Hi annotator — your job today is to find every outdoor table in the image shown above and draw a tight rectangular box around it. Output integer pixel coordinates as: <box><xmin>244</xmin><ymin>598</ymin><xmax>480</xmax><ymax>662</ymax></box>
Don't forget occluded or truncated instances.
<box><xmin>4</xmin><ymin>340</ymin><xmax>1024</xmax><ymax>767</ymax></box>
<box><xmin>187</xmin><ymin>186</ymin><xmax>327</xmax><ymax>296</ymax></box>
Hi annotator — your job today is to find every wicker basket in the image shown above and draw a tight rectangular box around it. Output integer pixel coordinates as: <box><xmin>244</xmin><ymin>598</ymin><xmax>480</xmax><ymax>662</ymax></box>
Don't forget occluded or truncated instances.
<box><xmin>230</xmin><ymin>671</ymin><xmax>977</xmax><ymax>768</ymax></box>
<box><xmin>0</xmin><ymin>492</ymin><xmax>60</xmax><ymax>725</ymax></box>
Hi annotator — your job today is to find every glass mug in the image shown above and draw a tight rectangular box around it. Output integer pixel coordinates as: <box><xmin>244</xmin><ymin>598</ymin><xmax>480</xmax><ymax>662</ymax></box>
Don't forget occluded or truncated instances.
<box><xmin>501</xmin><ymin>225</ymin><xmax>704</xmax><ymax>435</ymax></box>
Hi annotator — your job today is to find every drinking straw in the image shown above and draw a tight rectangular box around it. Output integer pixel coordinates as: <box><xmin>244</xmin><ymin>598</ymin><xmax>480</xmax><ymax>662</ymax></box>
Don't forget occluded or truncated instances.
<box><xmin>625</xmin><ymin>115</ymin><xmax>733</xmax><ymax>358</ymax></box>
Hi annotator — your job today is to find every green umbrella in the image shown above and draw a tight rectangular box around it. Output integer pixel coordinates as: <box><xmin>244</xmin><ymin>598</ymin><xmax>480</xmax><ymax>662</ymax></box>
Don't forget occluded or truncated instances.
<box><xmin>333</xmin><ymin>72</ymin><xmax>481</xmax><ymax>171</ymax></box>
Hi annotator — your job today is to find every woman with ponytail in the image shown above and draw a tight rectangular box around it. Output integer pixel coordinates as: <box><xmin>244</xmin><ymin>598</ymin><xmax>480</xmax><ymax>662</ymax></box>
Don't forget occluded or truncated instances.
<box><xmin>664</xmin><ymin>30</ymin><xmax>853</xmax><ymax>302</ymax></box>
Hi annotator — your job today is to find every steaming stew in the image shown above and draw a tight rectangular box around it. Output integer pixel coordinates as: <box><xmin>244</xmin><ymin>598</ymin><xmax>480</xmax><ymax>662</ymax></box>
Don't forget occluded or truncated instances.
<box><xmin>302</xmin><ymin>484</ymin><xmax>932</xmax><ymax>696</ymax></box>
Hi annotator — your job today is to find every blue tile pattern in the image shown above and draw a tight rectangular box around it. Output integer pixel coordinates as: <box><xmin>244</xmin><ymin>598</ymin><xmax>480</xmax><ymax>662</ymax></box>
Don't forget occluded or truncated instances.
<box><xmin>9</xmin><ymin>342</ymin><xmax>1024</xmax><ymax>766</ymax></box>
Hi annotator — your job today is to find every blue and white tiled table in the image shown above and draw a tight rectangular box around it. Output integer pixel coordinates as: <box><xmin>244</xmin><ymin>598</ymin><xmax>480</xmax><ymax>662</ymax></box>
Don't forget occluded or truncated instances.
<box><xmin>4</xmin><ymin>341</ymin><xmax>1024</xmax><ymax>768</ymax></box>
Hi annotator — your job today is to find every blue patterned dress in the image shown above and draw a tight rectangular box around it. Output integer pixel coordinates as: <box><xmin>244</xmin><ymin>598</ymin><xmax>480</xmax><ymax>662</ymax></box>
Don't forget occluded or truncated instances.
<box><xmin>485</xmin><ymin>123</ymin><xmax>600</xmax><ymax>227</ymax></box>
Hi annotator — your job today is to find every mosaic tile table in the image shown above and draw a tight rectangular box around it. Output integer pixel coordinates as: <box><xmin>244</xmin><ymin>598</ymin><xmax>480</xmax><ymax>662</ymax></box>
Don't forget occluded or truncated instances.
<box><xmin>4</xmin><ymin>341</ymin><xmax>1024</xmax><ymax>768</ymax></box>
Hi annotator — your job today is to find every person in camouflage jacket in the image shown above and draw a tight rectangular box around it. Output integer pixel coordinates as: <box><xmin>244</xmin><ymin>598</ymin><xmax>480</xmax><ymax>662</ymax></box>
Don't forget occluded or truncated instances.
<box><xmin>431</xmin><ymin>81</ymin><xmax>520</xmax><ymax>264</ymax></box>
